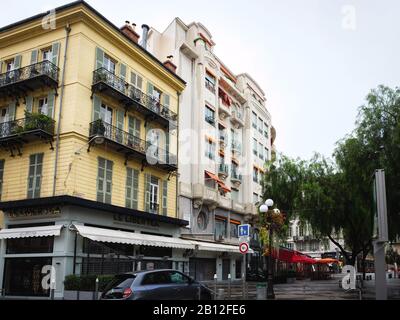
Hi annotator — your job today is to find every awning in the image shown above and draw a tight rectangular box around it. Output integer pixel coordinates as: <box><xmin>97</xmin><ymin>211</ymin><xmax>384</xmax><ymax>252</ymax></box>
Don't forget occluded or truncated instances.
<box><xmin>74</xmin><ymin>225</ymin><xmax>195</xmax><ymax>250</ymax></box>
<box><xmin>205</xmin><ymin>171</ymin><xmax>222</xmax><ymax>184</ymax></box>
<box><xmin>218</xmin><ymin>181</ymin><xmax>231</xmax><ymax>193</ymax></box>
<box><xmin>0</xmin><ymin>225</ymin><xmax>64</xmax><ymax>239</ymax></box>
<box><xmin>190</xmin><ymin>240</ymin><xmax>254</xmax><ymax>254</ymax></box>
<box><xmin>316</xmin><ymin>258</ymin><xmax>339</xmax><ymax>264</ymax></box>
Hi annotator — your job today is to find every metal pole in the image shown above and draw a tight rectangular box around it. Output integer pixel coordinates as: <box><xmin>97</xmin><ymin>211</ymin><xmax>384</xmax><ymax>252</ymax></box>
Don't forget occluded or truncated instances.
<box><xmin>267</xmin><ymin>225</ymin><xmax>275</xmax><ymax>299</ymax></box>
<box><xmin>228</xmin><ymin>273</ymin><xmax>232</xmax><ymax>299</ymax></box>
<box><xmin>73</xmin><ymin>233</ymin><xmax>77</xmax><ymax>275</ymax></box>
<box><xmin>93</xmin><ymin>278</ymin><xmax>99</xmax><ymax>301</ymax></box>
<box><xmin>242</xmin><ymin>254</ymin><xmax>246</xmax><ymax>300</ymax></box>
<box><xmin>214</xmin><ymin>274</ymin><xmax>217</xmax><ymax>300</ymax></box>
<box><xmin>198</xmin><ymin>286</ymin><xmax>201</xmax><ymax>301</ymax></box>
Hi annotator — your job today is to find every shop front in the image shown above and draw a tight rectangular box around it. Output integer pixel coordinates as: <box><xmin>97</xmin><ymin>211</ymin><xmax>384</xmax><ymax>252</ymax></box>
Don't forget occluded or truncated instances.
<box><xmin>0</xmin><ymin>196</ymin><xmax>190</xmax><ymax>299</ymax></box>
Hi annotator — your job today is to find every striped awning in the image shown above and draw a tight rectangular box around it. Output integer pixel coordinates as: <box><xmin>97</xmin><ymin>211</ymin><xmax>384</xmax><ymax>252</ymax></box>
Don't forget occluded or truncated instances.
<box><xmin>0</xmin><ymin>225</ymin><xmax>64</xmax><ymax>239</ymax></box>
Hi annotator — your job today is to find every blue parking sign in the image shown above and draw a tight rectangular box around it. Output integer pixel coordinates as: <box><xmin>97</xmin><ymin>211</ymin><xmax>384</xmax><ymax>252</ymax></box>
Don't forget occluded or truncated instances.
<box><xmin>238</xmin><ymin>224</ymin><xmax>250</xmax><ymax>237</ymax></box>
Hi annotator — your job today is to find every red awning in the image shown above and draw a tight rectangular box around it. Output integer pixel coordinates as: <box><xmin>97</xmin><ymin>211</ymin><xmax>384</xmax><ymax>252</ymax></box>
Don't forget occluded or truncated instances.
<box><xmin>205</xmin><ymin>171</ymin><xmax>222</xmax><ymax>184</ymax></box>
<box><xmin>271</xmin><ymin>248</ymin><xmax>317</xmax><ymax>264</ymax></box>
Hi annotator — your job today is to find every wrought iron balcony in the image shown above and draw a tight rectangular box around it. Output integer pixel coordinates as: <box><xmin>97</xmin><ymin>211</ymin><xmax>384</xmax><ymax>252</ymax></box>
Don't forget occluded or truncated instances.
<box><xmin>89</xmin><ymin>120</ymin><xmax>177</xmax><ymax>172</ymax></box>
<box><xmin>0</xmin><ymin>61</ymin><xmax>59</xmax><ymax>98</ymax></box>
<box><xmin>92</xmin><ymin>68</ymin><xmax>178</xmax><ymax>129</ymax></box>
<box><xmin>0</xmin><ymin>114</ymin><xmax>55</xmax><ymax>156</ymax></box>
<box><xmin>149</xmin><ymin>202</ymin><xmax>160</xmax><ymax>214</ymax></box>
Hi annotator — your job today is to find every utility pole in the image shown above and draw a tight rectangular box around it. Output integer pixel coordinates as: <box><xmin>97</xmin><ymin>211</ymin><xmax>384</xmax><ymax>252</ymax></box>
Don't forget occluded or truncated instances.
<box><xmin>373</xmin><ymin>169</ymin><xmax>389</xmax><ymax>300</ymax></box>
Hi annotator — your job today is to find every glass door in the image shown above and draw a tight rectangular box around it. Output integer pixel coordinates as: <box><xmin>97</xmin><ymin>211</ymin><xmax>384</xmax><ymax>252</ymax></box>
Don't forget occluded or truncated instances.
<box><xmin>100</xmin><ymin>104</ymin><xmax>113</xmax><ymax>139</ymax></box>
<box><xmin>0</xmin><ymin>107</ymin><xmax>10</xmax><ymax>137</ymax></box>
<box><xmin>150</xmin><ymin>176</ymin><xmax>159</xmax><ymax>214</ymax></box>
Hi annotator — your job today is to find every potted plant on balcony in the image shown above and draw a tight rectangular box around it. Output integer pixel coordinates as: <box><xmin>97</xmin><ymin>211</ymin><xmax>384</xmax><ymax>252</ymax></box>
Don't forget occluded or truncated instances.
<box><xmin>92</xmin><ymin>119</ymin><xmax>106</xmax><ymax>136</ymax></box>
<box><xmin>22</xmin><ymin>111</ymin><xmax>53</xmax><ymax>133</ymax></box>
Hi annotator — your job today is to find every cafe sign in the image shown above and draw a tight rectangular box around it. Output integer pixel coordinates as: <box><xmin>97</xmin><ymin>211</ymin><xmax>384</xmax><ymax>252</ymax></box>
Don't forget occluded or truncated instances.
<box><xmin>113</xmin><ymin>213</ymin><xmax>160</xmax><ymax>229</ymax></box>
<box><xmin>6</xmin><ymin>207</ymin><xmax>62</xmax><ymax>220</ymax></box>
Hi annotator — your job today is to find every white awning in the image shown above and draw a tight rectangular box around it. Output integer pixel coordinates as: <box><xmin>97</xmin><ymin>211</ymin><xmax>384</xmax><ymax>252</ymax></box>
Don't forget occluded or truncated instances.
<box><xmin>190</xmin><ymin>240</ymin><xmax>254</xmax><ymax>254</ymax></box>
<box><xmin>74</xmin><ymin>225</ymin><xmax>195</xmax><ymax>250</ymax></box>
<box><xmin>0</xmin><ymin>225</ymin><xmax>64</xmax><ymax>240</ymax></box>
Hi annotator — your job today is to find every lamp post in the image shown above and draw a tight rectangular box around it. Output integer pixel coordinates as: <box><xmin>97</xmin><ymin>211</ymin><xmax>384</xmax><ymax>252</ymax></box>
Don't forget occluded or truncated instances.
<box><xmin>260</xmin><ymin>199</ymin><xmax>276</xmax><ymax>300</ymax></box>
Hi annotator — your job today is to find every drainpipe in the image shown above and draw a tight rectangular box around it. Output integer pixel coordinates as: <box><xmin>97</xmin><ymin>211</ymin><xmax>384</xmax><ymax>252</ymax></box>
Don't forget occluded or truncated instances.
<box><xmin>53</xmin><ymin>24</ymin><xmax>71</xmax><ymax>196</ymax></box>
<box><xmin>176</xmin><ymin>92</ymin><xmax>181</xmax><ymax>220</ymax></box>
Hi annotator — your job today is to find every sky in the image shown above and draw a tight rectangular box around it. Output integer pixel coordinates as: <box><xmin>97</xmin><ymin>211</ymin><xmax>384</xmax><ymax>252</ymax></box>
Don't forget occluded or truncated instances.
<box><xmin>1</xmin><ymin>0</ymin><xmax>399</xmax><ymax>160</ymax></box>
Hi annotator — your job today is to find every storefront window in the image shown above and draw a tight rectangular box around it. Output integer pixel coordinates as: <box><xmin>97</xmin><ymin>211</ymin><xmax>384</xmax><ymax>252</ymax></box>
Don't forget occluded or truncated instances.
<box><xmin>230</xmin><ymin>223</ymin><xmax>239</xmax><ymax>238</ymax></box>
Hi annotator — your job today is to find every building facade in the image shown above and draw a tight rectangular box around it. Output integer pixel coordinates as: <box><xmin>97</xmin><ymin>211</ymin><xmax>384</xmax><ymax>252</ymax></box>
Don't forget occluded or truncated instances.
<box><xmin>0</xmin><ymin>1</ymin><xmax>196</xmax><ymax>298</ymax></box>
<box><xmin>147</xmin><ymin>20</ymin><xmax>274</xmax><ymax>280</ymax></box>
<box><xmin>284</xmin><ymin>217</ymin><xmax>345</xmax><ymax>259</ymax></box>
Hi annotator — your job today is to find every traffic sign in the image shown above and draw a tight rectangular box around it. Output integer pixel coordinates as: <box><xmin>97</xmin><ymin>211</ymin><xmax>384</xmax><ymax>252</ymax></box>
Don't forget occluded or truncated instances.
<box><xmin>239</xmin><ymin>242</ymin><xmax>249</xmax><ymax>254</ymax></box>
<box><xmin>238</xmin><ymin>224</ymin><xmax>250</xmax><ymax>237</ymax></box>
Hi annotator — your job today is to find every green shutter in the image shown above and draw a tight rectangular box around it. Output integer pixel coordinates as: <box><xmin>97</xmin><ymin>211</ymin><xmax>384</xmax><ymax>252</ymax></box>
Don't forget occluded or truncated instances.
<box><xmin>145</xmin><ymin>174</ymin><xmax>151</xmax><ymax>212</ymax></box>
<box><xmin>8</xmin><ymin>101</ymin><xmax>16</xmax><ymax>121</ymax></box>
<box><xmin>135</xmin><ymin>119</ymin><xmax>141</xmax><ymax>139</ymax></box>
<box><xmin>95</xmin><ymin>47</ymin><xmax>104</xmax><ymax>70</ymax></box>
<box><xmin>105</xmin><ymin>160</ymin><xmax>113</xmax><ymax>204</ymax></box>
<box><xmin>129</xmin><ymin>116</ymin><xmax>141</xmax><ymax>138</ymax></box>
<box><xmin>30</xmin><ymin>50</ymin><xmax>39</xmax><ymax>64</ymax></box>
<box><xmin>26</xmin><ymin>96</ymin><xmax>33</xmax><ymax>113</ymax></box>
<box><xmin>14</xmin><ymin>55</ymin><xmax>22</xmax><ymax>69</ymax></box>
<box><xmin>27</xmin><ymin>154</ymin><xmax>43</xmax><ymax>199</ymax></box>
<box><xmin>126</xmin><ymin>168</ymin><xmax>139</xmax><ymax>210</ymax></box>
<box><xmin>163</xmin><ymin>94</ymin><xmax>170</xmax><ymax>108</ymax></box>
<box><xmin>137</xmin><ymin>75</ymin><xmax>143</xmax><ymax>91</ymax></box>
<box><xmin>162</xmin><ymin>180</ymin><xmax>168</xmax><ymax>216</ymax></box>
<box><xmin>51</xmin><ymin>42</ymin><xmax>60</xmax><ymax>66</ymax></box>
<box><xmin>92</xmin><ymin>95</ymin><xmax>101</xmax><ymax>121</ymax></box>
<box><xmin>116</xmin><ymin>110</ymin><xmax>124</xmax><ymax>130</ymax></box>
<box><xmin>133</xmin><ymin>170</ymin><xmax>139</xmax><ymax>209</ymax></box>
<box><xmin>97</xmin><ymin>157</ymin><xmax>105</xmax><ymax>202</ymax></box>
<box><xmin>120</xmin><ymin>63</ymin><xmax>127</xmax><ymax>80</ymax></box>
<box><xmin>147</xmin><ymin>82</ymin><xmax>154</xmax><ymax>96</ymax></box>
<box><xmin>47</xmin><ymin>91</ymin><xmax>55</xmax><ymax>118</ymax></box>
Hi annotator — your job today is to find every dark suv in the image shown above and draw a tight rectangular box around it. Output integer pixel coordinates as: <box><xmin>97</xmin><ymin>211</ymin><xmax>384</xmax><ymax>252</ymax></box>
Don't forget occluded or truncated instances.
<box><xmin>101</xmin><ymin>270</ymin><xmax>213</xmax><ymax>300</ymax></box>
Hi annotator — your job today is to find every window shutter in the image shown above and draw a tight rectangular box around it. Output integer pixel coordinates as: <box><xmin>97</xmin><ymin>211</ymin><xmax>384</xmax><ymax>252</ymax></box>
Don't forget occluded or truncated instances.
<box><xmin>145</xmin><ymin>174</ymin><xmax>151</xmax><ymax>212</ymax></box>
<box><xmin>26</xmin><ymin>96</ymin><xmax>33</xmax><ymax>113</ymax></box>
<box><xmin>116</xmin><ymin>110</ymin><xmax>124</xmax><ymax>130</ymax></box>
<box><xmin>27</xmin><ymin>154</ymin><xmax>43</xmax><ymax>199</ymax></box>
<box><xmin>163</xmin><ymin>94</ymin><xmax>170</xmax><ymax>108</ymax></box>
<box><xmin>97</xmin><ymin>157</ymin><xmax>105</xmax><ymax>202</ymax></box>
<box><xmin>132</xmin><ymin>169</ymin><xmax>139</xmax><ymax>209</ymax></box>
<box><xmin>105</xmin><ymin>160</ymin><xmax>113</xmax><ymax>204</ymax></box>
<box><xmin>147</xmin><ymin>82</ymin><xmax>154</xmax><ymax>96</ymax></box>
<box><xmin>95</xmin><ymin>47</ymin><xmax>105</xmax><ymax>70</ymax></box>
<box><xmin>135</xmin><ymin>118</ymin><xmax>141</xmax><ymax>139</ymax></box>
<box><xmin>8</xmin><ymin>100</ymin><xmax>16</xmax><ymax>121</ymax></box>
<box><xmin>162</xmin><ymin>180</ymin><xmax>168</xmax><ymax>216</ymax></box>
<box><xmin>51</xmin><ymin>42</ymin><xmax>60</xmax><ymax>66</ymax></box>
<box><xmin>47</xmin><ymin>91</ymin><xmax>55</xmax><ymax>118</ymax></box>
<box><xmin>92</xmin><ymin>95</ymin><xmax>102</xmax><ymax>121</ymax></box>
<box><xmin>137</xmin><ymin>75</ymin><xmax>143</xmax><ymax>91</ymax></box>
<box><xmin>14</xmin><ymin>55</ymin><xmax>22</xmax><ymax>69</ymax></box>
<box><xmin>30</xmin><ymin>50</ymin><xmax>39</xmax><ymax>65</ymax></box>
<box><xmin>120</xmin><ymin>63</ymin><xmax>127</xmax><ymax>81</ymax></box>
<box><xmin>125</xmin><ymin>168</ymin><xmax>133</xmax><ymax>208</ymax></box>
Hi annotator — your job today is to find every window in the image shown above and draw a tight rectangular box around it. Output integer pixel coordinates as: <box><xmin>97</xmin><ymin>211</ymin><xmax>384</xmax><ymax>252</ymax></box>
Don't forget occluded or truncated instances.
<box><xmin>126</xmin><ymin>168</ymin><xmax>139</xmax><ymax>209</ymax></box>
<box><xmin>130</xmin><ymin>72</ymin><xmax>143</xmax><ymax>90</ymax></box>
<box><xmin>253</xmin><ymin>139</ymin><xmax>258</xmax><ymax>156</ymax></box>
<box><xmin>288</xmin><ymin>224</ymin><xmax>293</xmax><ymax>237</ymax></box>
<box><xmin>103</xmin><ymin>54</ymin><xmax>116</xmax><ymax>73</ymax></box>
<box><xmin>230</xmin><ymin>223</ymin><xmax>239</xmax><ymax>238</ymax></box>
<box><xmin>42</xmin><ymin>48</ymin><xmax>52</xmax><ymax>62</ymax></box>
<box><xmin>205</xmin><ymin>138</ymin><xmax>215</xmax><ymax>160</ymax></box>
<box><xmin>258</xmin><ymin>117</ymin><xmax>263</xmax><ymax>134</ymax></box>
<box><xmin>142</xmin><ymin>272</ymin><xmax>170</xmax><ymax>285</ymax></box>
<box><xmin>265</xmin><ymin>148</ymin><xmax>269</xmax><ymax>161</ymax></box>
<box><xmin>169</xmin><ymin>271</ymin><xmax>190</xmax><ymax>284</ymax></box>
<box><xmin>215</xmin><ymin>217</ymin><xmax>227</xmax><ymax>239</ymax></box>
<box><xmin>253</xmin><ymin>167</ymin><xmax>259</xmax><ymax>183</ymax></box>
<box><xmin>6</xmin><ymin>59</ymin><xmax>15</xmax><ymax>72</ymax></box>
<box><xmin>97</xmin><ymin>157</ymin><xmax>113</xmax><ymax>204</ymax></box>
<box><xmin>150</xmin><ymin>176</ymin><xmax>160</xmax><ymax>214</ymax></box>
<box><xmin>205</xmin><ymin>72</ymin><xmax>216</xmax><ymax>93</ymax></box>
<box><xmin>27</xmin><ymin>154</ymin><xmax>44</xmax><ymax>199</ymax></box>
<box><xmin>299</xmin><ymin>224</ymin><xmax>304</xmax><ymax>237</ymax></box>
<box><xmin>38</xmin><ymin>97</ymin><xmax>48</xmax><ymax>116</ymax></box>
<box><xmin>264</xmin><ymin>123</ymin><xmax>269</xmax><ymax>138</ymax></box>
<box><xmin>204</xmin><ymin>172</ymin><xmax>216</xmax><ymax>189</ymax></box>
<box><xmin>100</xmin><ymin>104</ymin><xmax>113</xmax><ymax>125</ymax></box>
<box><xmin>0</xmin><ymin>160</ymin><xmax>4</xmax><ymax>200</ymax></box>
<box><xmin>259</xmin><ymin>143</ymin><xmax>264</xmax><ymax>160</ymax></box>
<box><xmin>205</xmin><ymin>106</ymin><xmax>215</xmax><ymax>126</ymax></box>
<box><xmin>252</xmin><ymin>112</ymin><xmax>257</xmax><ymax>129</ymax></box>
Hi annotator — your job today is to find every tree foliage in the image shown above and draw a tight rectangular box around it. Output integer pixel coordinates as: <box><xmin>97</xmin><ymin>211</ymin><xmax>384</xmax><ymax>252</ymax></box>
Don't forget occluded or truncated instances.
<box><xmin>262</xmin><ymin>85</ymin><xmax>400</xmax><ymax>265</ymax></box>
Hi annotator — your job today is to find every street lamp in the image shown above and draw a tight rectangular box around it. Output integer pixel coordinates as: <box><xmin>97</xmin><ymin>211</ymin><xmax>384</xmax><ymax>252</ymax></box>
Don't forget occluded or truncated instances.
<box><xmin>260</xmin><ymin>199</ymin><xmax>276</xmax><ymax>300</ymax></box>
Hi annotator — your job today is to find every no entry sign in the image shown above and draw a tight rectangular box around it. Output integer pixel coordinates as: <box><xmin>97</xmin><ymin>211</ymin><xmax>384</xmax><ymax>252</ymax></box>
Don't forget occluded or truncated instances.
<box><xmin>239</xmin><ymin>242</ymin><xmax>249</xmax><ymax>254</ymax></box>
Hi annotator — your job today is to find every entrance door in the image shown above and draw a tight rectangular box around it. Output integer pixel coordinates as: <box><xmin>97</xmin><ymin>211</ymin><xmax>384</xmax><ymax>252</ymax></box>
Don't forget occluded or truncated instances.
<box><xmin>150</xmin><ymin>176</ymin><xmax>159</xmax><ymax>214</ymax></box>
<box><xmin>3</xmin><ymin>257</ymin><xmax>52</xmax><ymax>297</ymax></box>
<box><xmin>222</xmin><ymin>259</ymin><xmax>231</xmax><ymax>280</ymax></box>
<box><xmin>189</xmin><ymin>258</ymin><xmax>216</xmax><ymax>281</ymax></box>
<box><xmin>100</xmin><ymin>104</ymin><xmax>113</xmax><ymax>138</ymax></box>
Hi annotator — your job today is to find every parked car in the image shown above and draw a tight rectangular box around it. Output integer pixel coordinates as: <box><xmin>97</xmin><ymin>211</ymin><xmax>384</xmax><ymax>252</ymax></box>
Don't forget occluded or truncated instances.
<box><xmin>101</xmin><ymin>270</ymin><xmax>213</xmax><ymax>300</ymax></box>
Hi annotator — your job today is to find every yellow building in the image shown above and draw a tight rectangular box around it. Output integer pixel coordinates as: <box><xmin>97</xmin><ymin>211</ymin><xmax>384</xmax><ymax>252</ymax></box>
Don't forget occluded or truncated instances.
<box><xmin>0</xmin><ymin>1</ymin><xmax>191</xmax><ymax>298</ymax></box>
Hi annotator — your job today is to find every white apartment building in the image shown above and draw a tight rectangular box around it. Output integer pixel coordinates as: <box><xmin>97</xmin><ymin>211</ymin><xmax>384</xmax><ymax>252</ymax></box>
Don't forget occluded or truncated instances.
<box><xmin>147</xmin><ymin>19</ymin><xmax>275</xmax><ymax>281</ymax></box>
<box><xmin>285</xmin><ymin>217</ymin><xmax>345</xmax><ymax>259</ymax></box>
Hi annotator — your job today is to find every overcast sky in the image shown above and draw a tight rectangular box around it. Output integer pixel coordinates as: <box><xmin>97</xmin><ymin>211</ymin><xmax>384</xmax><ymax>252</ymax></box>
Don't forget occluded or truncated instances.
<box><xmin>1</xmin><ymin>0</ymin><xmax>399</xmax><ymax>160</ymax></box>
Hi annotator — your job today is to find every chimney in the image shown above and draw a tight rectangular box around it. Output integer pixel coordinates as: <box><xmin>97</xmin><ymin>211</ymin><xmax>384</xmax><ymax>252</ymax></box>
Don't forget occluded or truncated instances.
<box><xmin>120</xmin><ymin>21</ymin><xmax>140</xmax><ymax>44</ymax></box>
<box><xmin>141</xmin><ymin>24</ymin><xmax>150</xmax><ymax>50</ymax></box>
<box><xmin>164</xmin><ymin>55</ymin><xmax>177</xmax><ymax>73</ymax></box>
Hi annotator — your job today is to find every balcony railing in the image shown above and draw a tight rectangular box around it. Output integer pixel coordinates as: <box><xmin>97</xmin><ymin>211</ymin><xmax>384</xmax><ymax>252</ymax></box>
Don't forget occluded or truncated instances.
<box><xmin>231</xmin><ymin>171</ymin><xmax>242</xmax><ymax>182</ymax></box>
<box><xmin>0</xmin><ymin>115</ymin><xmax>55</xmax><ymax>141</ymax></box>
<box><xmin>93</xmin><ymin>68</ymin><xmax>178</xmax><ymax>128</ymax></box>
<box><xmin>231</xmin><ymin>141</ymin><xmax>242</xmax><ymax>154</ymax></box>
<box><xmin>0</xmin><ymin>61</ymin><xmax>59</xmax><ymax>97</ymax></box>
<box><xmin>149</xmin><ymin>202</ymin><xmax>160</xmax><ymax>214</ymax></box>
<box><xmin>89</xmin><ymin>120</ymin><xmax>177</xmax><ymax>171</ymax></box>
